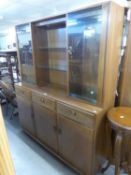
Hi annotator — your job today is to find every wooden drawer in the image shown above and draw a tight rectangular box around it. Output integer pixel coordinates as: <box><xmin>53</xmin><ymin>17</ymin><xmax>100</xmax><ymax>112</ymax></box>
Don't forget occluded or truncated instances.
<box><xmin>15</xmin><ymin>86</ymin><xmax>31</xmax><ymax>100</ymax></box>
<box><xmin>32</xmin><ymin>92</ymin><xmax>56</xmax><ymax>112</ymax></box>
<box><xmin>57</xmin><ymin>103</ymin><xmax>95</xmax><ymax>129</ymax></box>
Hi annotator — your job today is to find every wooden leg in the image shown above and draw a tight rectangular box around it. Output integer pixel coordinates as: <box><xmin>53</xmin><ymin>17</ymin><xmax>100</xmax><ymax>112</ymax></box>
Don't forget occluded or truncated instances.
<box><xmin>127</xmin><ymin>136</ymin><xmax>131</xmax><ymax>174</ymax></box>
<box><xmin>114</xmin><ymin>132</ymin><xmax>123</xmax><ymax>175</ymax></box>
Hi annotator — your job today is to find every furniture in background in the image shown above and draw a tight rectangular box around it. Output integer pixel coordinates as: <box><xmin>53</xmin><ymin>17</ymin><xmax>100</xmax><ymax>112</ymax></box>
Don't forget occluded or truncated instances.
<box><xmin>15</xmin><ymin>2</ymin><xmax>124</xmax><ymax>175</ymax></box>
<box><xmin>0</xmin><ymin>87</ymin><xmax>6</xmax><ymax>104</ymax></box>
<box><xmin>108</xmin><ymin>107</ymin><xmax>131</xmax><ymax>175</ymax></box>
<box><xmin>0</xmin><ymin>51</ymin><xmax>19</xmax><ymax>118</ymax></box>
<box><xmin>0</xmin><ymin>51</ymin><xmax>19</xmax><ymax>89</ymax></box>
<box><xmin>0</xmin><ymin>80</ymin><xmax>17</xmax><ymax>119</ymax></box>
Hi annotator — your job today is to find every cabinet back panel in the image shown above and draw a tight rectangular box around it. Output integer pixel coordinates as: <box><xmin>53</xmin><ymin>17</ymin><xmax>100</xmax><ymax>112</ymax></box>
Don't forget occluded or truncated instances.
<box><xmin>47</xmin><ymin>28</ymin><xmax>66</xmax><ymax>48</ymax></box>
<box><xmin>49</xmin><ymin>70</ymin><xmax>67</xmax><ymax>88</ymax></box>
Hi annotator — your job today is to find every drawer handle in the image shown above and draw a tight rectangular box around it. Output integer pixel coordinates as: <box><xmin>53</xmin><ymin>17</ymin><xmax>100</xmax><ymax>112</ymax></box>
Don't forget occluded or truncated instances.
<box><xmin>53</xmin><ymin>126</ymin><xmax>62</xmax><ymax>134</ymax></box>
<box><xmin>41</xmin><ymin>98</ymin><xmax>45</xmax><ymax>103</ymax></box>
<box><xmin>53</xmin><ymin>126</ymin><xmax>57</xmax><ymax>132</ymax></box>
<box><xmin>58</xmin><ymin>128</ymin><xmax>62</xmax><ymax>134</ymax></box>
<box><xmin>73</xmin><ymin>112</ymin><xmax>77</xmax><ymax>116</ymax></box>
<box><xmin>21</xmin><ymin>90</ymin><xmax>25</xmax><ymax>94</ymax></box>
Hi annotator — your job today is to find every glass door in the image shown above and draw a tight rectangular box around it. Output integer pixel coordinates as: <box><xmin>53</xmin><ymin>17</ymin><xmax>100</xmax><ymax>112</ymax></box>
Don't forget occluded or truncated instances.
<box><xmin>16</xmin><ymin>23</ymin><xmax>36</xmax><ymax>84</ymax></box>
<box><xmin>16</xmin><ymin>24</ymin><xmax>33</xmax><ymax>65</ymax></box>
<box><xmin>67</xmin><ymin>6</ymin><xmax>107</xmax><ymax>104</ymax></box>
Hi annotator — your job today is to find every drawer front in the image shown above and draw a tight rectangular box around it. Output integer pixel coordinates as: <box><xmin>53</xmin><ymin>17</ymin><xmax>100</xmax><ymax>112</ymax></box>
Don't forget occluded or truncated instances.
<box><xmin>32</xmin><ymin>92</ymin><xmax>56</xmax><ymax>112</ymax></box>
<box><xmin>57</xmin><ymin>103</ymin><xmax>95</xmax><ymax>129</ymax></box>
<box><xmin>15</xmin><ymin>86</ymin><xmax>31</xmax><ymax>100</ymax></box>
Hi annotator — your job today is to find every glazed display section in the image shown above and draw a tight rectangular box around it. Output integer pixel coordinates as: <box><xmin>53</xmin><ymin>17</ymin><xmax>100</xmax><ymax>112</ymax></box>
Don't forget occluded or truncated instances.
<box><xmin>68</xmin><ymin>6</ymin><xmax>103</xmax><ymax>104</ymax></box>
<box><xmin>15</xmin><ymin>2</ymin><xmax>124</xmax><ymax>175</ymax></box>
<box><xmin>16</xmin><ymin>24</ymin><xmax>36</xmax><ymax>84</ymax></box>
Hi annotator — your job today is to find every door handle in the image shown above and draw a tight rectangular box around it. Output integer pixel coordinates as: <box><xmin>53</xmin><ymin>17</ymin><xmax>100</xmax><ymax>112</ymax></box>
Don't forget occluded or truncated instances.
<box><xmin>53</xmin><ymin>126</ymin><xmax>62</xmax><ymax>134</ymax></box>
<box><xmin>53</xmin><ymin>126</ymin><xmax>57</xmax><ymax>132</ymax></box>
<box><xmin>68</xmin><ymin>46</ymin><xmax>73</xmax><ymax>56</ymax></box>
<box><xmin>58</xmin><ymin>128</ymin><xmax>62</xmax><ymax>134</ymax></box>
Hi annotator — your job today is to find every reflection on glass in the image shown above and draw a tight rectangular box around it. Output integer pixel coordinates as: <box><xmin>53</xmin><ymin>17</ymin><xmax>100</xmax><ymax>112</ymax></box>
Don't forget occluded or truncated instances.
<box><xmin>16</xmin><ymin>24</ymin><xmax>32</xmax><ymax>65</ymax></box>
<box><xmin>68</xmin><ymin>6</ymin><xmax>104</xmax><ymax>104</ymax></box>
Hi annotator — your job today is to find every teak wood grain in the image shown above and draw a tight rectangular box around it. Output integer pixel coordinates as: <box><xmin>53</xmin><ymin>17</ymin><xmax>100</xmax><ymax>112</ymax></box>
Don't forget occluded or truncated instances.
<box><xmin>15</xmin><ymin>1</ymin><xmax>124</xmax><ymax>175</ymax></box>
<box><xmin>0</xmin><ymin>107</ymin><xmax>15</xmax><ymax>175</ymax></box>
<box><xmin>15</xmin><ymin>86</ymin><xmax>36</xmax><ymax>136</ymax></box>
<box><xmin>33</xmin><ymin>101</ymin><xmax>58</xmax><ymax>153</ymax></box>
<box><xmin>108</xmin><ymin>107</ymin><xmax>131</xmax><ymax>131</ymax></box>
<box><xmin>108</xmin><ymin>107</ymin><xmax>131</xmax><ymax>175</ymax></box>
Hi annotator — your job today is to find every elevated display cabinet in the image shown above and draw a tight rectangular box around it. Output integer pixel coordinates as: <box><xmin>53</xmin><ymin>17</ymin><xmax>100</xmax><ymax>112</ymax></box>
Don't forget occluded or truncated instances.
<box><xmin>16</xmin><ymin>23</ymin><xmax>36</xmax><ymax>84</ymax></box>
<box><xmin>15</xmin><ymin>2</ymin><xmax>124</xmax><ymax>175</ymax></box>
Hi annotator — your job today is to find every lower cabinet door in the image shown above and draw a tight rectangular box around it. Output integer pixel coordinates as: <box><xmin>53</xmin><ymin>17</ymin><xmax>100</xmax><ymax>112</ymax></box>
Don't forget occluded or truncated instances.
<box><xmin>17</xmin><ymin>95</ymin><xmax>36</xmax><ymax>136</ymax></box>
<box><xmin>58</xmin><ymin>115</ymin><xmax>94</xmax><ymax>175</ymax></box>
<box><xmin>33</xmin><ymin>102</ymin><xmax>58</xmax><ymax>152</ymax></box>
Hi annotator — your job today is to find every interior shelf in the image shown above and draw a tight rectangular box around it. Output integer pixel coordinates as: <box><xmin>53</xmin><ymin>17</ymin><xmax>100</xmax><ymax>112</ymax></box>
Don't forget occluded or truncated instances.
<box><xmin>38</xmin><ymin>47</ymin><xmax>66</xmax><ymax>51</ymax></box>
<box><xmin>37</xmin><ymin>65</ymin><xmax>67</xmax><ymax>72</ymax></box>
<box><xmin>69</xmin><ymin>60</ymin><xmax>82</xmax><ymax>64</ymax></box>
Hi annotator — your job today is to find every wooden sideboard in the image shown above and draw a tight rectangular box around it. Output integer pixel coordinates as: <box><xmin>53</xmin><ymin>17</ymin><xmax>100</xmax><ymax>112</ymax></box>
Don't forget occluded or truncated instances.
<box><xmin>15</xmin><ymin>83</ymin><xmax>103</xmax><ymax>175</ymax></box>
<box><xmin>15</xmin><ymin>1</ymin><xmax>124</xmax><ymax>175</ymax></box>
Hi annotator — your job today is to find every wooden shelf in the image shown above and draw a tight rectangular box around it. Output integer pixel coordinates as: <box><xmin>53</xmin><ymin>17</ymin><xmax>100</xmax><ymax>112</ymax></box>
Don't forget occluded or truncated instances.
<box><xmin>38</xmin><ymin>47</ymin><xmax>66</xmax><ymax>51</ymax></box>
<box><xmin>37</xmin><ymin>65</ymin><xmax>67</xmax><ymax>72</ymax></box>
<box><xmin>69</xmin><ymin>60</ymin><xmax>82</xmax><ymax>64</ymax></box>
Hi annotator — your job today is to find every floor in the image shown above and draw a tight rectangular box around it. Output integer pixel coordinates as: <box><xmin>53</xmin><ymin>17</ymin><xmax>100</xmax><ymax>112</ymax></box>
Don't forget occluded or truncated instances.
<box><xmin>2</xmin><ymin>104</ymin><xmax>128</xmax><ymax>175</ymax></box>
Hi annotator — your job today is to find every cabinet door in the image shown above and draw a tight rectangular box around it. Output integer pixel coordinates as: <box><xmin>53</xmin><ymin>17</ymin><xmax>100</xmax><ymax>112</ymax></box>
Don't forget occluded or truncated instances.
<box><xmin>58</xmin><ymin>115</ymin><xmax>94</xmax><ymax>175</ymax></box>
<box><xmin>16</xmin><ymin>23</ymin><xmax>36</xmax><ymax>84</ymax></box>
<box><xmin>33</xmin><ymin>102</ymin><xmax>58</xmax><ymax>152</ymax></box>
<box><xmin>67</xmin><ymin>6</ymin><xmax>108</xmax><ymax>104</ymax></box>
<box><xmin>17</xmin><ymin>95</ymin><xmax>36</xmax><ymax>136</ymax></box>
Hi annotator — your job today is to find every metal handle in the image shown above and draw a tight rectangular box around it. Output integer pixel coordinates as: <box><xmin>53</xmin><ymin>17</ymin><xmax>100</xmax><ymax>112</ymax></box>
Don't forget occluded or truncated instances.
<box><xmin>58</xmin><ymin>128</ymin><xmax>62</xmax><ymax>134</ymax></box>
<box><xmin>73</xmin><ymin>111</ymin><xmax>76</xmax><ymax>116</ymax></box>
<box><xmin>21</xmin><ymin>90</ymin><xmax>25</xmax><ymax>94</ymax></box>
<box><xmin>68</xmin><ymin>46</ymin><xmax>73</xmax><ymax>56</ymax></box>
<box><xmin>53</xmin><ymin>126</ymin><xmax>62</xmax><ymax>134</ymax></box>
<box><xmin>41</xmin><ymin>98</ymin><xmax>45</xmax><ymax>103</ymax></box>
<box><xmin>53</xmin><ymin>126</ymin><xmax>57</xmax><ymax>132</ymax></box>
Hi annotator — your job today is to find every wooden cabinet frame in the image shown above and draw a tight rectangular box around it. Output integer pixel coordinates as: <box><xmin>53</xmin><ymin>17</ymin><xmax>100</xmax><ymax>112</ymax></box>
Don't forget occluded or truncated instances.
<box><xmin>15</xmin><ymin>1</ymin><xmax>125</xmax><ymax>175</ymax></box>
<box><xmin>16</xmin><ymin>23</ymin><xmax>37</xmax><ymax>84</ymax></box>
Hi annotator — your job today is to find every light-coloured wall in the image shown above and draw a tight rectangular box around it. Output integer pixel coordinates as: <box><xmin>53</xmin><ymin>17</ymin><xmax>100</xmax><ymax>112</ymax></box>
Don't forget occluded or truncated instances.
<box><xmin>0</xmin><ymin>27</ymin><xmax>16</xmax><ymax>50</ymax></box>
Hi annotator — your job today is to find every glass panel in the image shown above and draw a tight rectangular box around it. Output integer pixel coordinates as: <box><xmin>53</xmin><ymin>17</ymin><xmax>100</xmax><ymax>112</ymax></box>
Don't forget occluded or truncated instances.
<box><xmin>16</xmin><ymin>24</ymin><xmax>33</xmax><ymax>65</ymax></box>
<box><xmin>67</xmin><ymin>6</ymin><xmax>104</xmax><ymax>104</ymax></box>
